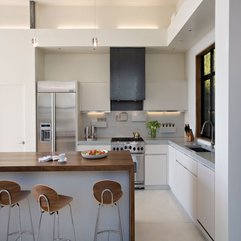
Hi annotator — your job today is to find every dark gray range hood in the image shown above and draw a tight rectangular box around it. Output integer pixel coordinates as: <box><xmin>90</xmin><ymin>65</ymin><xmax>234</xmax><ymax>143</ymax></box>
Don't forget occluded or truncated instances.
<box><xmin>110</xmin><ymin>47</ymin><xmax>145</xmax><ymax>110</ymax></box>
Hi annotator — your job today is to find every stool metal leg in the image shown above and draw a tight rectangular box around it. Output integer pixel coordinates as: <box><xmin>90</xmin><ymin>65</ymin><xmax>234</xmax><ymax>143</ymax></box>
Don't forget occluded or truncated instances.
<box><xmin>57</xmin><ymin>211</ymin><xmax>60</xmax><ymax>241</ymax></box>
<box><xmin>94</xmin><ymin>204</ymin><xmax>101</xmax><ymax>241</ymax></box>
<box><xmin>37</xmin><ymin>212</ymin><xmax>43</xmax><ymax>241</ymax></box>
<box><xmin>94</xmin><ymin>203</ymin><xmax>123</xmax><ymax>241</ymax></box>
<box><xmin>4</xmin><ymin>202</ymin><xmax>35</xmax><ymax>241</ymax></box>
<box><xmin>6</xmin><ymin>206</ymin><xmax>11</xmax><ymax>241</ymax></box>
<box><xmin>17</xmin><ymin>203</ymin><xmax>23</xmax><ymax>241</ymax></box>
<box><xmin>69</xmin><ymin>204</ymin><xmax>77</xmax><ymax>241</ymax></box>
<box><xmin>117</xmin><ymin>204</ymin><xmax>124</xmax><ymax>241</ymax></box>
<box><xmin>27</xmin><ymin>198</ymin><xmax>36</xmax><ymax>241</ymax></box>
<box><xmin>53</xmin><ymin>212</ymin><xmax>56</xmax><ymax>241</ymax></box>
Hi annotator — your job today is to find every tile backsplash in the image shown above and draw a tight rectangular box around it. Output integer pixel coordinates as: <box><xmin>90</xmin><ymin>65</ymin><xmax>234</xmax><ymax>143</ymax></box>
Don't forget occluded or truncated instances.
<box><xmin>79</xmin><ymin>111</ymin><xmax>185</xmax><ymax>140</ymax></box>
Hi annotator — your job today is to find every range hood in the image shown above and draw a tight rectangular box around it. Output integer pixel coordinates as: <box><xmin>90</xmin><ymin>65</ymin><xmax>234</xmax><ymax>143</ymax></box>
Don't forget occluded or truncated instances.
<box><xmin>110</xmin><ymin>47</ymin><xmax>145</xmax><ymax>110</ymax></box>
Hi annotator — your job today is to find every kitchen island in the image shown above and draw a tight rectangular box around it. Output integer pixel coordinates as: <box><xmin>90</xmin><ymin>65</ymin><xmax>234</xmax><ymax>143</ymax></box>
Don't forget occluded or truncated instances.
<box><xmin>0</xmin><ymin>151</ymin><xmax>134</xmax><ymax>241</ymax></box>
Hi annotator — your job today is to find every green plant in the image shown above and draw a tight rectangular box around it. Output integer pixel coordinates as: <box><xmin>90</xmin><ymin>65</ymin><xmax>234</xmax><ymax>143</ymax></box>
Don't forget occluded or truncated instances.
<box><xmin>146</xmin><ymin>120</ymin><xmax>160</xmax><ymax>138</ymax></box>
<box><xmin>146</xmin><ymin>120</ymin><xmax>160</xmax><ymax>129</ymax></box>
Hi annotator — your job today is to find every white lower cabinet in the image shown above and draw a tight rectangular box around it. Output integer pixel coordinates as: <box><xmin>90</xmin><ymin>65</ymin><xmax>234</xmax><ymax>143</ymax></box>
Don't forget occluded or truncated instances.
<box><xmin>145</xmin><ymin>144</ymin><xmax>168</xmax><ymax>186</ymax></box>
<box><xmin>168</xmin><ymin>145</ymin><xmax>176</xmax><ymax>192</ymax></box>
<box><xmin>197</xmin><ymin>163</ymin><xmax>215</xmax><ymax>240</ymax></box>
<box><xmin>174</xmin><ymin>151</ymin><xmax>197</xmax><ymax>220</ymax></box>
<box><xmin>169</xmin><ymin>144</ymin><xmax>215</xmax><ymax>240</ymax></box>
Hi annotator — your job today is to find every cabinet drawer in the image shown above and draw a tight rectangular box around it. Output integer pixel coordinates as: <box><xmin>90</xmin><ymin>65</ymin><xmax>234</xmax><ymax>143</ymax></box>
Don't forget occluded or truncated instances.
<box><xmin>145</xmin><ymin>144</ymin><xmax>168</xmax><ymax>154</ymax></box>
<box><xmin>176</xmin><ymin>151</ymin><xmax>197</xmax><ymax>176</ymax></box>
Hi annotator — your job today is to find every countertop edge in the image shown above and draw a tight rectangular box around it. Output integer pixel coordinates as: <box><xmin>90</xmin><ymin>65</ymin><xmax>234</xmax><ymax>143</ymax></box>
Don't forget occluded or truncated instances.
<box><xmin>168</xmin><ymin>140</ymin><xmax>215</xmax><ymax>171</ymax></box>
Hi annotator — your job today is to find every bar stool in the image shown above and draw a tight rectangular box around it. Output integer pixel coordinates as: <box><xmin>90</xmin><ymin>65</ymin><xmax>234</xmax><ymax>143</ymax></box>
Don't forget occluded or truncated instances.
<box><xmin>0</xmin><ymin>180</ymin><xmax>35</xmax><ymax>241</ymax></box>
<box><xmin>93</xmin><ymin>180</ymin><xmax>123</xmax><ymax>241</ymax></box>
<box><xmin>32</xmin><ymin>184</ymin><xmax>76</xmax><ymax>241</ymax></box>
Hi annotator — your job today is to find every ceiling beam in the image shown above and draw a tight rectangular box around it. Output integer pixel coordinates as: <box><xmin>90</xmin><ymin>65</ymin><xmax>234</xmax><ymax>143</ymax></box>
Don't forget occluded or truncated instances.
<box><xmin>30</xmin><ymin>1</ymin><xmax>36</xmax><ymax>29</ymax></box>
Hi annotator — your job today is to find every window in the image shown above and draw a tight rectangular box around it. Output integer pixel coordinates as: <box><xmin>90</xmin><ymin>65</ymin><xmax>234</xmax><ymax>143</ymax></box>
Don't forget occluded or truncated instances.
<box><xmin>196</xmin><ymin>44</ymin><xmax>215</xmax><ymax>141</ymax></box>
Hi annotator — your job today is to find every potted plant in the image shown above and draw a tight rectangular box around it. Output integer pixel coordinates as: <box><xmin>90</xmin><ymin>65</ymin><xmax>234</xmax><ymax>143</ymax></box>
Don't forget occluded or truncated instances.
<box><xmin>146</xmin><ymin>120</ymin><xmax>160</xmax><ymax>138</ymax></box>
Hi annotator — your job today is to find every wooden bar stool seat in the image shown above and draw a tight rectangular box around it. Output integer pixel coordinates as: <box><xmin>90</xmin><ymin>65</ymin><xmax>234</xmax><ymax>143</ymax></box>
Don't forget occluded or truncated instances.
<box><xmin>93</xmin><ymin>180</ymin><xmax>124</xmax><ymax>241</ymax></box>
<box><xmin>0</xmin><ymin>180</ymin><xmax>35</xmax><ymax>241</ymax></box>
<box><xmin>32</xmin><ymin>184</ymin><xmax>76</xmax><ymax>241</ymax></box>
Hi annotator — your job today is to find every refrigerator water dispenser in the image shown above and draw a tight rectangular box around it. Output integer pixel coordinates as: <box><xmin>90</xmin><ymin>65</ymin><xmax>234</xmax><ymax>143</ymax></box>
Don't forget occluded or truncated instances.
<box><xmin>40</xmin><ymin>123</ymin><xmax>51</xmax><ymax>142</ymax></box>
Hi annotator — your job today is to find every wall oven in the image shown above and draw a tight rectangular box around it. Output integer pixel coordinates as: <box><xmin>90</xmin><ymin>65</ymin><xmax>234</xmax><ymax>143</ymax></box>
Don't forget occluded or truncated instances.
<box><xmin>111</xmin><ymin>137</ymin><xmax>145</xmax><ymax>189</ymax></box>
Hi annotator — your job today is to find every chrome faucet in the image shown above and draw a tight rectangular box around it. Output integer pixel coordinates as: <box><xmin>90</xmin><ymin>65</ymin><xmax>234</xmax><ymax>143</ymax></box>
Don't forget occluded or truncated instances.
<box><xmin>200</xmin><ymin>120</ymin><xmax>215</xmax><ymax>148</ymax></box>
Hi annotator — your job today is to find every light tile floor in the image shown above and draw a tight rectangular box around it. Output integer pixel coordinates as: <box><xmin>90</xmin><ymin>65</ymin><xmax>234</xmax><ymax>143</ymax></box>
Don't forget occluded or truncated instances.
<box><xmin>135</xmin><ymin>190</ymin><xmax>207</xmax><ymax>241</ymax></box>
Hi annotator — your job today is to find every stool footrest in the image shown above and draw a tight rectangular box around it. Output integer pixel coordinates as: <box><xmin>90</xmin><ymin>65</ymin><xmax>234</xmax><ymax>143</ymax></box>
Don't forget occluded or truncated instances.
<box><xmin>53</xmin><ymin>238</ymin><xmax>71</xmax><ymax>241</ymax></box>
<box><xmin>97</xmin><ymin>229</ymin><xmax>121</xmax><ymax>235</ymax></box>
<box><xmin>8</xmin><ymin>230</ymin><xmax>35</xmax><ymax>241</ymax></box>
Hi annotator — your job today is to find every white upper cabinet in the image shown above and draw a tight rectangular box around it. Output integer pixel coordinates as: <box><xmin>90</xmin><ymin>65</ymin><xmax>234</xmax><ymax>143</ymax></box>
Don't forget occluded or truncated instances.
<box><xmin>79</xmin><ymin>83</ymin><xmax>110</xmax><ymax>111</ymax></box>
<box><xmin>44</xmin><ymin>52</ymin><xmax>110</xmax><ymax>111</ymax></box>
<box><xmin>144</xmin><ymin>53</ymin><xmax>187</xmax><ymax>111</ymax></box>
<box><xmin>144</xmin><ymin>81</ymin><xmax>187</xmax><ymax>110</ymax></box>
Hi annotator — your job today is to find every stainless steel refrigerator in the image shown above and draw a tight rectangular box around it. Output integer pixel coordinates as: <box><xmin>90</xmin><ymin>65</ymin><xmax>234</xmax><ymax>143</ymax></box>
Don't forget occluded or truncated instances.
<box><xmin>37</xmin><ymin>81</ymin><xmax>78</xmax><ymax>152</ymax></box>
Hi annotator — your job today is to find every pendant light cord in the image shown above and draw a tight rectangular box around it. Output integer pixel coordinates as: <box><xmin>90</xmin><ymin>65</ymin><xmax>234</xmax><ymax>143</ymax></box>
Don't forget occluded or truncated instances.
<box><xmin>92</xmin><ymin>0</ymin><xmax>98</xmax><ymax>49</ymax></box>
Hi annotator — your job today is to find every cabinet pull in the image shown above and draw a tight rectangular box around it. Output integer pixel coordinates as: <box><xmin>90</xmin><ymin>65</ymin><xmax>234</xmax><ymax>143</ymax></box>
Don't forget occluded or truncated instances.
<box><xmin>176</xmin><ymin>159</ymin><xmax>197</xmax><ymax>177</ymax></box>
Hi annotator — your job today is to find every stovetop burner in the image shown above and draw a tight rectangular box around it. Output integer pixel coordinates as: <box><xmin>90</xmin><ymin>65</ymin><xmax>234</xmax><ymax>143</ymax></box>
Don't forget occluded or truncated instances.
<box><xmin>111</xmin><ymin>137</ymin><xmax>144</xmax><ymax>142</ymax></box>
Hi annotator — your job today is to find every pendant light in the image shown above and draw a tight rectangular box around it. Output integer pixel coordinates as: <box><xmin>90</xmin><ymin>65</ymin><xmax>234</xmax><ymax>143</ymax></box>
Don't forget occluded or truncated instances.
<box><xmin>92</xmin><ymin>0</ymin><xmax>98</xmax><ymax>50</ymax></box>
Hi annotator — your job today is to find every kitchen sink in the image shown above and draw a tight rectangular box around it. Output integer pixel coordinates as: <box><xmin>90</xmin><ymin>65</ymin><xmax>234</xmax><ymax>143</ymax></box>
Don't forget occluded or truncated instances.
<box><xmin>185</xmin><ymin>145</ymin><xmax>213</xmax><ymax>153</ymax></box>
<box><xmin>187</xmin><ymin>146</ymin><xmax>210</xmax><ymax>152</ymax></box>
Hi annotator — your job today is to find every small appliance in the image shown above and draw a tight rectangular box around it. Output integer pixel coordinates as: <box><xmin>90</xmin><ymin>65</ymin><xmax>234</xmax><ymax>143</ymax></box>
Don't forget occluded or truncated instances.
<box><xmin>84</xmin><ymin>125</ymin><xmax>97</xmax><ymax>141</ymax></box>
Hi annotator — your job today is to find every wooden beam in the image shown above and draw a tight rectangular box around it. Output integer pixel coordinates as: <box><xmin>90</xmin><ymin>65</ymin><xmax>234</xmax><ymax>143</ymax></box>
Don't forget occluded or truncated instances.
<box><xmin>30</xmin><ymin>1</ymin><xmax>36</xmax><ymax>29</ymax></box>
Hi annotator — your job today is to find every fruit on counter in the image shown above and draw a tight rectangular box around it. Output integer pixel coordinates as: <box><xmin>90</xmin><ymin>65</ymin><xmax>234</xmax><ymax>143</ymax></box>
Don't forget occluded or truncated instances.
<box><xmin>84</xmin><ymin>149</ymin><xmax>106</xmax><ymax>155</ymax></box>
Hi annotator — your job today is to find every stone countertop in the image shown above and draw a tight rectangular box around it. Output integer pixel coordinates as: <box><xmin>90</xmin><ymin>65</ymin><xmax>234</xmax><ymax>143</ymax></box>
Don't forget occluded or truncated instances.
<box><xmin>77</xmin><ymin>137</ymin><xmax>184</xmax><ymax>145</ymax></box>
<box><xmin>77</xmin><ymin>137</ymin><xmax>215</xmax><ymax>170</ymax></box>
<box><xmin>168</xmin><ymin>140</ymin><xmax>215</xmax><ymax>171</ymax></box>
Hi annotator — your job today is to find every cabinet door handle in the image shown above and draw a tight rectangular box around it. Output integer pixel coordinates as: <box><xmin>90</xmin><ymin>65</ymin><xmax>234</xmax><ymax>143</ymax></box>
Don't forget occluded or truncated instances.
<box><xmin>176</xmin><ymin>159</ymin><xmax>197</xmax><ymax>177</ymax></box>
<box><xmin>18</xmin><ymin>141</ymin><xmax>25</xmax><ymax>144</ymax></box>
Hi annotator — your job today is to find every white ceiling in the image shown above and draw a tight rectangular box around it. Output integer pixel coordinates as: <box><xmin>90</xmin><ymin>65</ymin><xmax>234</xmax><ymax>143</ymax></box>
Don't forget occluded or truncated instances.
<box><xmin>0</xmin><ymin>0</ymin><xmax>215</xmax><ymax>52</ymax></box>
<box><xmin>169</xmin><ymin>0</ymin><xmax>215</xmax><ymax>52</ymax></box>
<box><xmin>0</xmin><ymin>0</ymin><xmax>179</xmax><ymax>7</ymax></box>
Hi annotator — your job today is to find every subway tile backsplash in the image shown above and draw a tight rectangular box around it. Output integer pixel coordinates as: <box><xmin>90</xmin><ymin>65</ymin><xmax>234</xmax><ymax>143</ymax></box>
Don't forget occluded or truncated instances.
<box><xmin>79</xmin><ymin>111</ymin><xmax>185</xmax><ymax>140</ymax></box>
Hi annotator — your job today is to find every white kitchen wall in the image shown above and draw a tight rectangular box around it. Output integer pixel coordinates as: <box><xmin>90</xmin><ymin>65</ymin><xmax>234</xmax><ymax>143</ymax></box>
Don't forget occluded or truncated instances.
<box><xmin>35</xmin><ymin>48</ymin><xmax>45</xmax><ymax>81</ymax></box>
<box><xmin>185</xmin><ymin>28</ymin><xmax>215</xmax><ymax>134</ymax></box>
<box><xmin>215</xmin><ymin>1</ymin><xmax>241</xmax><ymax>240</ymax></box>
<box><xmin>0</xmin><ymin>30</ymin><xmax>36</xmax><ymax>151</ymax></box>
<box><xmin>79</xmin><ymin>111</ymin><xmax>185</xmax><ymax>140</ymax></box>
<box><xmin>36</xmin><ymin>5</ymin><xmax>175</xmax><ymax>29</ymax></box>
<box><xmin>0</xmin><ymin>5</ymin><xmax>29</xmax><ymax>28</ymax></box>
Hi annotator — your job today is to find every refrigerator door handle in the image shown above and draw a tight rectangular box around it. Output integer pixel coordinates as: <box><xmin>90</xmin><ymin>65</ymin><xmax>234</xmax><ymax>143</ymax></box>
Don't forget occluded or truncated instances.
<box><xmin>51</xmin><ymin>93</ymin><xmax>56</xmax><ymax>152</ymax></box>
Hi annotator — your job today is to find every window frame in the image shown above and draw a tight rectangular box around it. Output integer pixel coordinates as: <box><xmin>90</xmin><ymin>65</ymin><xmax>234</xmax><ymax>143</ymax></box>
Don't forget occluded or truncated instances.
<box><xmin>196</xmin><ymin>43</ymin><xmax>215</xmax><ymax>140</ymax></box>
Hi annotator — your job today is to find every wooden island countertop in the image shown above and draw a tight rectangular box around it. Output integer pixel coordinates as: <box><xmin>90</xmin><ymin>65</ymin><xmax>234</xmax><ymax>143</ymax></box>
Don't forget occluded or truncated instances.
<box><xmin>0</xmin><ymin>151</ymin><xmax>134</xmax><ymax>172</ymax></box>
<box><xmin>0</xmin><ymin>151</ymin><xmax>135</xmax><ymax>241</ymax></box>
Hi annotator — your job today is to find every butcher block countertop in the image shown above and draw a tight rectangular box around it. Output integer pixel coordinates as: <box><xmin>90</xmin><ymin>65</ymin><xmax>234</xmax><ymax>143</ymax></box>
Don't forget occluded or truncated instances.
<box><xmin>0</xmin><ymin>151</ymin><xmax>134</xmax><ymax>172</ymax></box>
